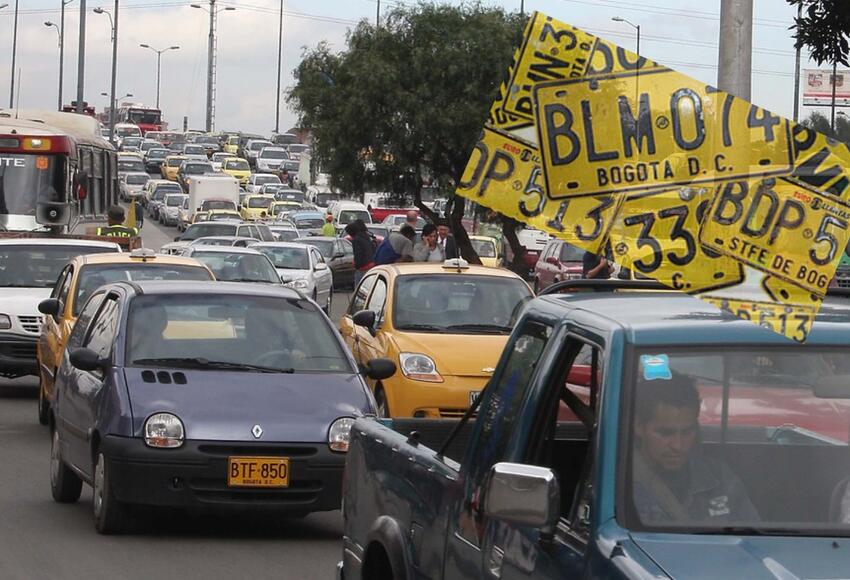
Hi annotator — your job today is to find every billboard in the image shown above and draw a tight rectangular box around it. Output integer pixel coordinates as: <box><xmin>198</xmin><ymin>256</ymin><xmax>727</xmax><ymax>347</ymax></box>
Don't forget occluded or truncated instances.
<box><xmin>803</xmin><ymin>69</ymin><xmax>850</xmax><ymax>107</ymax></box>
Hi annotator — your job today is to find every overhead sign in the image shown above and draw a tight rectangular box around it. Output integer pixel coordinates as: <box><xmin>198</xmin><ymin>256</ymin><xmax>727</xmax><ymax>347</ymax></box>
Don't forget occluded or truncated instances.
<box><xmin>457</xmin><ymin>12</ymin><xmax>850</xmax><ymax>342</ymax></box>
<box><xmin>803</xmin><ymin>69</ymin><xmax>850</xmax><ymax>106</ymax></box>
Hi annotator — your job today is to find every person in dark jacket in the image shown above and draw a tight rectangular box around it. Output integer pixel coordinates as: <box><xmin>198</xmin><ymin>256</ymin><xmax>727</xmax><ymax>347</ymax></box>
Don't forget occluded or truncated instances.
<box><xmin>436</xmin><ymin>221</ymin><xmax>458</xmax><ymax>260</ymax></box>
<box><xmin>346</xmin><ymin>219</ymin><xmax>375</xmax><ymax>287</ymax></box>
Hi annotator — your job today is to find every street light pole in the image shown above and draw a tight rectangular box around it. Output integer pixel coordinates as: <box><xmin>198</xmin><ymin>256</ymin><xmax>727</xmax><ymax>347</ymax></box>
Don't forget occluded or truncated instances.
<box><xmin>275</xmin><ymin>0</ymin><xmax>283</xmax><ymax>133</ymax></box>
<box><xmin>192</xmin><ymin>2</ymin><xmax>236</xmax><ymax>133</ymax></box>
<box><xmin>140</xmin><ymin>44</ymin><xmax>180</xmax><ymax>109</ymax></box>
<box><xmin>717</xmin><ymin>0</ymin><xmax>753</xmax><ymax>101</ymax></box>
<box><xmin>75</xmin><ymin>0</ymin><xmax>86</xmax><ymax>113</ymax></box>
<box><xmin>94</xmin><ymin>2</ymin><xmax>119</xmax><ymax>143</ymax></box>
<box><xmin>8</xmin><ymin>0</ymin><xmax>19</xmax><ymax>107</ymax></box>
<box><xmin>792</xmin><ymin>2</ymin><xmax>802</xmax><ymax>122</ymax></box>
<box><xmin>45</xmin><ymin>21</ymin><xmax>62</xmax><ymax>110</ymax></box>
<box><xmin>611</xmin><ymin>16</ymin><xmax>640</xmax><ymax>55</ymax></box>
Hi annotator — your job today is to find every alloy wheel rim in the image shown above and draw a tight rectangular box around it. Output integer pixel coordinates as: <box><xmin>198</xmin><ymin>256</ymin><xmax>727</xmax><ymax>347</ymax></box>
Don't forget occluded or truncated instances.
<box><xmin>93</xmin><ymin>455</ymin><xmax>105</xmax><ymax>517</ymax></box>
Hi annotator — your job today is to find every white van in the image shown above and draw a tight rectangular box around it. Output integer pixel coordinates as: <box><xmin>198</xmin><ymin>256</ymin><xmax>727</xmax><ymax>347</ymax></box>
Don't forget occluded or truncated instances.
<box><xmin>331</xmin><ymin>201</ymin><xmax>372</xmax><ymax>226</ymax></box>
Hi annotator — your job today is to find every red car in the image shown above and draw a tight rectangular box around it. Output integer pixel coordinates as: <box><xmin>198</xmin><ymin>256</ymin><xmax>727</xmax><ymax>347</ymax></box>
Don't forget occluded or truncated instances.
<box><xmin>533</xmin><ymin>238</ymin><xmax>585</xmax><ymax>293</ymax></box>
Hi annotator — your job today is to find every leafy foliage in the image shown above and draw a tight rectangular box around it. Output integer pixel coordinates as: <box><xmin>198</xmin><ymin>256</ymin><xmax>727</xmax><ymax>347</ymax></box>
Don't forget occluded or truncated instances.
<box><xmin>788</xmin><ymin>0</ymin><xmax>850</xmax><ymax>66</ymax></box>
<box><xmin>800</xmin><ymin>110</ymin><xmax>850</xmax><ymax>142</ymax></box>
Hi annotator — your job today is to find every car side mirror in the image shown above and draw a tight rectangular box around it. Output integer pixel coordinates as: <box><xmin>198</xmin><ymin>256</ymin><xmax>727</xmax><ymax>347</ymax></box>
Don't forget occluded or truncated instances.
<box><xmin>38</xmin><ymin>298</ymin><xmax>61</xmax><ymax>317</ymax></box>
<box><xmin>173</xmin><ymin>236</ymin><xmax>181</xmax><ymax>242</ymax></box>
<box><xmin>69</xmin><ymin>347</ymin><xmax>107</xmax><ymax>372</ymax></box>
<box><xmin>352</xmin><ymin>309</ymin><xmax>377</xmax><ymax>335</ymax></box>
<box><xmin>484</xmin><ymin>463</ymin><xmax>560</xmax><ymax>537</ymax></box>
<box><xmin>314</xmin><ymin>262</ymin><xmax>328</xmax><ymax>271</ymax></box>
<box><xmin>364</xmin><ymin>358</ymin><xmax>396</xmax><ymax>381</ymax></box>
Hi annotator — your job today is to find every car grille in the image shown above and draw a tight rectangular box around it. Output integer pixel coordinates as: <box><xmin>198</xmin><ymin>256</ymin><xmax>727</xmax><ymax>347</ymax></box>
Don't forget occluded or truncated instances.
<box><xmin>18</xmin><ymin>316</ymin><xmax>42</xmax><ymax>334</ymax></box>
<box><xmin>0</xmin><ymin>342</ymin><xmax>36</xmax><ymax>358</ymax></box>
<box><xmin>188</xmin><ymin>477</ymin><xmax>323</xmax><ymax>505</ymax></box>
<box><xmin>836</xmin><ymin>269</ymin><xmax>850</xmax><ymax>288</ymax></box>
<box><xmin>197</xmin><ymin>444</ymin><xmax>317</xmax><ymax>457</ymax></box>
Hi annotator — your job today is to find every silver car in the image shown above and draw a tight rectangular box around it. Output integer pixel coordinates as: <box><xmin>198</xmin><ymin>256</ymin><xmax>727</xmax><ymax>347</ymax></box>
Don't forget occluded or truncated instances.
<box><xmin>119</xmin><ymin>172</ymin><xmax>150</xmax><ymax>202</ymax></box>
<box><xmin>160</xmin><ymin>193</ymin><xmax>189</xmax><ymax>226</ymax></box>
<box><xmin>252</xmin><ymin>242</ymin><xmax>333</xmax><ymax>313</ymax></box>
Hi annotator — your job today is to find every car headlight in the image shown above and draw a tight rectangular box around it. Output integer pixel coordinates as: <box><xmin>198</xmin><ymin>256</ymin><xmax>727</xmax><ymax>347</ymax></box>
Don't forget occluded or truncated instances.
<box><xmin>328</xmin><ymin>417</ymin><xmax>356</xmax><ymax>452</ymax></box>
<box><xmin>399</xmin><ymin>352</ymin><xmax>443</xmax><ymax>382</ymax></box>
<box><xmin>0</xmin><ymin>314</ymin><xmax>11</xmax><ymax>330</ymax></box>
<box><xmin>144</xmin><ymin>412</ymin><xmax>185</xmax><ymax>448</ymax></box>
<box><xmin>288</xmin><ymin>278</ymin><xmax>309</xmax><ymax>290</ymax></box>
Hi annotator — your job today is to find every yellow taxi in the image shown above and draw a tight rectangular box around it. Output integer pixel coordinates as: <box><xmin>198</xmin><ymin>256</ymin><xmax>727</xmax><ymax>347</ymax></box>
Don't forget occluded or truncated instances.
<box><xmin>161</xmin><ymin>155</ymin><xmax>186</xmax><ymax>181</ymax></box>
<box><xmin>206</xmin><ymin>209</ymin><xmax>242</xmax><ymax>221</ymax></box>
<box><xmin>221</xmin><ymin>157</ymin><xmax>251</xmax><ymax>185</ymax></box>
<box><xmin>240</xmin><ymin>194</ymin><xmax>275</xmax><ymax>221</ymax></box>
<box><xmin>469</xmin><ymin>235</ymin><xmax>502</xmax><ymax>268</ymax></box>
<box><xmin>36</xmin><ymin>250</ymin><xmax>215</xmax><ymax>423</ymax></box>
<box><xmin>224</xmin><ymin>135</ymin><xmax>240</xmax><ymax>155</ymax></box>
<box><xmin>338</xmin><ymin>259</ymin><xmax>533</xmax><ymax>418</ymax></box>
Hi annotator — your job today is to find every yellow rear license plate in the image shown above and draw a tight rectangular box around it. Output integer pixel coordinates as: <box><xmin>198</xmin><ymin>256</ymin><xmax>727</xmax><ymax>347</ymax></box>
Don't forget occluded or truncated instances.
<box><xmin>227</xmin><ymin>456</ymin><xmax>290</xmax><ymax>488</ymax></box>
<box><xmin>533</xmin><ymin>69</ymin><xmax>794</xmax><ymax>199</ymax></box>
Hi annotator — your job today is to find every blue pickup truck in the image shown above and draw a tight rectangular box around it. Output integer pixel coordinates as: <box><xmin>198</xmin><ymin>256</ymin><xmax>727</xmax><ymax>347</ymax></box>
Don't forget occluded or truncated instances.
<box><xmin>341</xmin><ymin>281</ymin><xmax>850</xmax><ymax>579</ymax></box>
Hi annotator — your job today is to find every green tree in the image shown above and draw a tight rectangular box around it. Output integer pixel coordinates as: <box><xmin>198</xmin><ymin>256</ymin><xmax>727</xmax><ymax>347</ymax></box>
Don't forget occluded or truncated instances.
<box><xmin>788</xmin><ymin>0</ymin><xmax>850</xmax><ymax>66</ymax></box>
<box><xmin>800</xmin><ymin>110</ymin><xmax>850</xmax><ymax>142</ymax></box>
<box><xmin>287</xmin><ymin>3</ymin><xmax>524</xmax><ymax>265</ymax></box>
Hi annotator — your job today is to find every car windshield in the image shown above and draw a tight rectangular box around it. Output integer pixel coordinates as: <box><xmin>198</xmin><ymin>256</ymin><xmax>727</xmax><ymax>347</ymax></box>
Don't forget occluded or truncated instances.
<box><xmin>471</xmin><ymin>239</ymin><xmax>496</xmax><ymax>258</ymax></box>
<box><xmin>191</xmin><ymin>251</ymin><xmax>280</xmax><ymax>284</ymax></box>
<box><xmin>0</xmin><ymin>245</ymin><xmax>116</xmax><ymax>288</ymax></box>
<box><xmin>185</xmin><ymin>164</ymin><xmax>212</xmax><ymax>174</ymax></box>
<box><xmin>338</xmin><ymin>210</ymin><xmax>370</xmax><ymax>224</ymax></box>
<box><xmin>207</xmin><ymin>212</ymin><xmax>240</xmax><ymax>221</ymax></box>
<box><xmin>225</xmin><ymin>160</ymin><xmax>249</xmax><ymax>171</ymax></box>
<box><xmin>250</xmin><ymin>142</ymin><xmax>272</xmax><ymax>151</ymax></box>
<box><xmin>274</xmin><ymin>230</ymin><xmax>299</xmax><ymax>242</ymax></box>
<box><xmin>316</xmin><ymin>193</ymin><xmax>341</xmax><ymax>206</ymax></box>
<box><xmin>248</xmin><ymin>197</ymin><xmax>272</xmax><ymax>209</ymax></box>
<box><xmin>289</xmin><ymin>145</ymin><xmax>309</xmax><ymax>153</ymax></box>
<box><xmin>203</xmin><ymin>200</ymin><xmax>236</xmax><ymax>211</ymax></box>
<box><xmin>196</xmin><ymin>136</ymin><xmax>218</xmax><ymax>145</ymax></box>
<box><xmin>393</xmin><ymin>274</ymin><xmax>531</xmax><ymax>333</ymax></box>
<box><xmin>148</xmin><ymin>149</ymin><xmax>168</xmax><ymax>159</ymax></box>
<box><xmin>212</xmin><ymin>154</ymin><xmax>231</xmax><ymax>162</ymax></box>
<box><xmin>154</xmin><ymin>186</ymin><xmax>182</xmax><ymax>197</ymax></box>
<box><xmin>626</xmin><ymin>347</ymin><xmax>850</xmax><ymax>537</ymax></box>
<box><xmin>122</xmin><ymin>138</ymin><xmax>142</xmax><ymax>147</ymax></box>
<box><xmin>256</xmin><ymin>246</ymin><xmax>310</xmax><ymax>270</ymax></box>
<box><xmin>559</xmin><ymin>242</ymin><xmax>584</xmax><ymax>262</ymax></box>
<box><xmin>166</xmin><ymin>196</ymin><xmax>185</xmax><ymax>207</ymax></box>
<box><xmin>192</xmin><ymin>237</ymin><xmax>237</xmax><ymax>247</ymax></box>
<box><xmin>125</xmin><ymin>294</ymin><xmax>351</xmax><ymax>373</ymax></box>
<box><xmin>366</xmin><ymin>225</ymin><xmax>389</xmax><ymax>238</ymax></box>
<box><xmin>295</xmin><ymin>218</ymin><xmax>324</xmax><ymax>229</ymax></box>
<box><xmin>184</xmin><ymin>145</ymin><xmax>205</xmax><ymax>154</ymax></box>
<box><xmin>254</xmin><ymin>176</ymin><xmax>280</xmax><ymax>186</ymax></box>
<box><xmin>262</xmin><ymin>149</ymin><xmax>289</xmax><ymax>160</ymax></box>
<box><xmin>298</xmin><ymin>239</ymin><xmax>333</xmax><ymax>257</ymax></box>
<box><xmin>118</xmin><ymin>159</ymin><xmax>145</xmax><ymax>172</ymax></box>
<box><xmin>167</xmin><ymin>158</ymin><xmax>184</xmax><ymax>167</ymax></box>
<box><xmin>182</xmin><ymin>223</ymin><xmax>238</xmax><ymax>240</ymax></box>
<box><xmin>126</xmin><ymin>174</ymin><xmax>148</xmax><ymax>185</ymax></box>
<box><xmin>74</xmin><ymin>264</ymin><xmax>212</xmax><ymax>315</ymax></box>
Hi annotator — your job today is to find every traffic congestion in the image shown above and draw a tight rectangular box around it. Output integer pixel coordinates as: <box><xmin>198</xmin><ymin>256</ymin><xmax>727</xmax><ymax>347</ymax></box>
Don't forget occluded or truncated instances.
<box><xmin>2</xmin><ymin>0</ymin><xmax>850</xmax><ymax>578</ymax></box>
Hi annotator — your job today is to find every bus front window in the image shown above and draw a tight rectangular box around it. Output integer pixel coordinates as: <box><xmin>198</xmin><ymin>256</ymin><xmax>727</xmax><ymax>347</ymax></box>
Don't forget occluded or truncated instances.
<box><xmin>0</xmin><ymin>154</ymin><xmax>64</xmax><ymax>215</ymax></box>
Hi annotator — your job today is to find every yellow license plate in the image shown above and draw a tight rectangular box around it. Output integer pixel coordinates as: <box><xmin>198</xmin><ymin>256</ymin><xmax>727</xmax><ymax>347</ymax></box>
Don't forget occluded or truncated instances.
<box><xmin>700</xmin><ymin>178</ymin><xmax>850</xmax><ymax>296</ymax></box>
<box><xmin>608</xmin><ymin>188</ymin><xmax>744</xmax><ymax>293</ymax></box>
<box><xmin>533</xmin><ymin>69</ymin><xmax>794</xmax><ymax>199</ymax></box>
<box><xmin>703</xmin><ymin>296</ymin><xmax>816</xmax><ymax>343</ymax></box>
<box><xmin>227</xmin><ymin>456</ymin><xmax>289</xmax><ymax>488</ymax></box>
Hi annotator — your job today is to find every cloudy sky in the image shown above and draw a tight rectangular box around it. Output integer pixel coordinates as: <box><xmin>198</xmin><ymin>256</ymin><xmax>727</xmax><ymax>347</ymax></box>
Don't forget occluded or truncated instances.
<box><xmin>0</xmin><ymin>0</ymin><xmax>836</xmax><ymax>135</ymax></box>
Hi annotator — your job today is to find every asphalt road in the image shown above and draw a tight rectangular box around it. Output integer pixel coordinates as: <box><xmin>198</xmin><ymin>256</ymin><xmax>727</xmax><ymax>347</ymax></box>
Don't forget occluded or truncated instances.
<box><xmin>0</xmin><ymin>216</ymin><xmax>354</xmax><ymax>580</ymax></box>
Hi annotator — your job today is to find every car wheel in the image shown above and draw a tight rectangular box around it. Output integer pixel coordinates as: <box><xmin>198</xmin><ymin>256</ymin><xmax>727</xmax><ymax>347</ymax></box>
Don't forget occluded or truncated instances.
<box><xmin>93</xmin><ymin>452</ymin><xmax>130</xmax><ymax>534</ymax></box>
<box><xmin>375</xmin><ymin>387</ymin><xmax>390</xmax><ymax>418</ymax></box>
<box><xmin>50</xmin><ymin>428</ymin><xmax>82</xmax><ymax>503</ymax></box>
<box><xmin>324</xmin><ymin>290</ymin><xmax>333</xmax><ymax>315</ymax></box>
<box><xmin>37</xmin><ymin>377</ymin><xmax>50</xmax><ymax>426</ymax></box>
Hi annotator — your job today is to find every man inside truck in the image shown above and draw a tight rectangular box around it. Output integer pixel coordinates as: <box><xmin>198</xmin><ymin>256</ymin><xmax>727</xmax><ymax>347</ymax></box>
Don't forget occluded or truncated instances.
<box><xmin>632</xmin><ymin>372</ymin><xmax>759</xmax><ymax>523</ymax></box>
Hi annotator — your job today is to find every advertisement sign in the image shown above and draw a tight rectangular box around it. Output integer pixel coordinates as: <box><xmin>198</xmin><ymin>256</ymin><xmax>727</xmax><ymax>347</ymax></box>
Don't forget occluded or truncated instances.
<box><xmin>803</xmin><ymin>69</ymin><xmax>850</xmax><ymax>107</ymax></box>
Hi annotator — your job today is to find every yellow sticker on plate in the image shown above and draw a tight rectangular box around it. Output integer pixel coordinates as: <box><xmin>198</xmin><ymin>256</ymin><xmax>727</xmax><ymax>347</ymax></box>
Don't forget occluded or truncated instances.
<box><xmin>609</xmin><ymin>187</ymin><xmax>744</xmax><ymax>293</ymax></box>
<box><xmin>533</xmin><ymin>69</ymin><xmax>794</xmax><ymax>199</ymax></box>
<box><xmin>700</xmin><ymin>177</ymin><xmax>850</xmax><ymax>296</ymax></box>
<box><xmin>457</xmin><ymin>127</ymin><xmax>620</xmax><ymax>253</ymax></box>
<box><xmin>703</xmin><ymin>296</ymin><xmax>816</xmax><ymax>343</ymax></box>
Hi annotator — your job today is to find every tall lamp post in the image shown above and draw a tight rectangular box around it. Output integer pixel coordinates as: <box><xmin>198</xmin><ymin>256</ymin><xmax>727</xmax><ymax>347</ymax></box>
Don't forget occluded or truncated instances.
<box><xmin>139</xmin><ymin>44</ymin><xmax>180</xmax><ymax>109</ymax></box>
<box><xmin>94</xmin><ymin>3</ymin><xmax>119</xmax><ymax>144</ymax></box>
<box><xmin>612</xmin><ymin>16</ymin><xmax>640</xmax><ymax>55</ymax></box>
<box><xmin>8</xmin><ymin>0</ymin><xmax>19</xmax><ymax>107</ymax></box>
<box><xmin>44</xmin><ymin>22</ymin><xmax>62</xmax><ymax>110</ymax></box>
<box><xmin>274</xmin><ymin>0</ymin><xmax>283</xmax><ymax>133</ymax></box>
<box><xmin>191</xmin><ymin>1</ymin><xmax>236</xmax><ymax>133</ymax></box>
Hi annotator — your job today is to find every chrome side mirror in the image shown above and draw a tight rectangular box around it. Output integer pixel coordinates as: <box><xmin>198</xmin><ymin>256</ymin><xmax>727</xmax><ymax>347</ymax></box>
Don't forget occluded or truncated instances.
<box><xmin>484</xmin><ymin>463</ymin><xmax>560</xmax><ymax>536</ymax></box>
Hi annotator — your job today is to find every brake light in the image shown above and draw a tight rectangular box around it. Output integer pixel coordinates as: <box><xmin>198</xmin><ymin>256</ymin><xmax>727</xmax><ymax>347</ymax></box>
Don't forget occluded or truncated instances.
<box><xmin>23</xmin><ymin>137</ymin><xmax>51</xmax><ymax>150</ymax></box>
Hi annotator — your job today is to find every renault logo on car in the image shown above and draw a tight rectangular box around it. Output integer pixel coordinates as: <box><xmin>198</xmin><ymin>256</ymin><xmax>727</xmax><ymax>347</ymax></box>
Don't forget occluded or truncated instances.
<box><xmin>252</xmin><ymin>424</ymin><xmax>263</xmax><ymax>439</ymax></box>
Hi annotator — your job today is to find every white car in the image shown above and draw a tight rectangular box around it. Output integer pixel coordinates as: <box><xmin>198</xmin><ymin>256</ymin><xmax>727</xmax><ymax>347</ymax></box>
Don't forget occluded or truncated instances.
<box><xmin>245</xmin><ymin>139</ymin><xmax>274</xmax><ymax>167</ymax></box>
<box><xmin>331</xmin><ymin>201</ymin><xmax>373</xmax><ymax>225</ymax></box>
<box><xmin>159</xmin><ymin>193</ymin><xmax>189</xmax><ymax>226</ymax></box>
<box><xmin>256</xmin><ymin>146</ymin><xmax>290</xmax><ymax>173</ymax></box>
<box><xmin>0</xmin><ymin>239</ymin><xmax>120</xmax><ymax>397</ymax></box>
<box><xmin>119</xmin><ymin>172</ymin><xmax>150</xmax><ymax>201</ymax></box>
<box><xmin>245</xmin><ymin>173</ymin><xmax>282</xmax><ymax>194</ymax></box>
<box><xmin>381</xmin><ymin>213</ymin><xmax>427</xmax><ymax>230</ymax></box>
<box><xmin>286</xmin><ymin>143</ymin><xmax>310</xmax><ymax>161</ymax></box>
<box><xmin>182</xmin><ymin>143</ymin><xmax>209</xmax><ymax>161</ymax></box>
<box><xmin>210</xmin><ymin>152</ymin><xmax>234</xmax><ymax>172</ymax></box>
<box><xmin>252</xmin><ymin>242</ymin><xmax>333</xmax><ymax>313</ymax></box>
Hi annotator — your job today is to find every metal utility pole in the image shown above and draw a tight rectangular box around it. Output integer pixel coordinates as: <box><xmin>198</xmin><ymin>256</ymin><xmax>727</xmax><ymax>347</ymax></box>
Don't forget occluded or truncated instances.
<box><xmin>140</xmin><ymin>44</ymin><xmax>180</xmax><ymax>109</ymax></box>
<box><xmin>75</xmin><ymin>0</ymin><xmax>87</xmax><ymax>113</ymax></box>
<box><xmin>192</xmin><ymin>1</ymin><xmax>235</xmax><ymax>132</ymax></box>
<box><xmin>831</xmin><ymin>56</ymin><xmax>838</xmax><ymax>132</ymax></box>
<box><xmin>45</xmin><ymin>21</ymin><xmax>62</xmax><ymax>109</ymax></box>
<box><xmin>9</xmin><ymin>0</ymin><xmax>19</xmax><ymax>107</ymax></box>
<box><xmin>612</xmin><ymin>17</ymin><xmax>640</xmax><ymax>55</ymax></box>
<box><xmin>717</xmin><ymin>0</ymin><xmax>753</xmax><ymax>101</ymax></box>
<box><xmin>376</xmin><ymin>0</ymin><xmax>380</xmax><ymax>26</ymax></box>
<box><xmin>793</xmin><ymin>2</ymin><xmax>802</xmax><ymax>122</ymax></box>
<box><xmin>275</xmin><ymin>0</ymin><xmax>283</xmax><ymax>133</ymax></box>
<box><xmin>94</xmin><ymin>2</ymin><xmax>118</xmax><ymax>143</ymax></box>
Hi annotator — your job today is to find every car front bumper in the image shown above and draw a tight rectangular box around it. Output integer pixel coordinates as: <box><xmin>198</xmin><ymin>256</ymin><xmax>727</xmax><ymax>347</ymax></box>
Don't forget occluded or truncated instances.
<box><xmin>101</xmin><ymin>435</ymin><xmax>345</xmax><ymax>514</ymax></box>
<box><xmin>386</xmin><ymin>374</ymin><xmax>490</xmax><ymax>418</ymax></box>
<box><xmin>0</xmin><ymin>333</ymin><xmax>38</xmax><ymax>376</ymax></box>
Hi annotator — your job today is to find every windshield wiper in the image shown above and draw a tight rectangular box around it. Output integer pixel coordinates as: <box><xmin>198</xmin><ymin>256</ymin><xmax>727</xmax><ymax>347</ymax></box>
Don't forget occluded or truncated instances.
<box><xmin>395</xmin><ymin>323</ymin><xmax>445</xmax><ymax>332</ymax></box>
<box><xmin>131</xmin><ymin>357</ymin><xmax>293</xmax><ymax>373</ymax></box>
<box><xmin>445</xmin><ymin>323</ymin><xmax>512</xmax><ymax>333</ymax></box>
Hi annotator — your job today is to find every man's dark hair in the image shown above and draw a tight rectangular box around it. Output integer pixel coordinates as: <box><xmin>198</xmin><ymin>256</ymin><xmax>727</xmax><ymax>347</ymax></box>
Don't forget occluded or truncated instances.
<box><xmin>351</xmin><ymin>218</ymin><xmax>367</xmax><ymax>233</ymax></box>
<box><xmin>436</xmin><ymin>219</ymin><xmax>449</xmax><ymax>228</ymax></box>
<box><xmin>399</xmin><ymin>224</ymin><xmax>416</xmax><ymax>239</ymax></box>
<box><xmin>107</xmin><ymin>205</ymin><xmax>125</xmax><ymax>223</ymax></box>
<box><xmin>344</xmin><ymin>222</ymin><xmax>358</xmax><ymax>237</ymax></box>
<box><xmin>421</xmin><ymin>223</ymin><xmax>437</xmax><ymax>237</ymax></box>
<box><xmin>635</xmin><ymin>373</ymin><xmax>701</xmax><ymax>424</ymax></box>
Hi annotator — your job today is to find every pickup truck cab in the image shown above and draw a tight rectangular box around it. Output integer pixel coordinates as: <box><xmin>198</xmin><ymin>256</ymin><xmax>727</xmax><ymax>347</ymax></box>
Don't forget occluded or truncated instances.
<box><xmin>342</xmin><ymin>282</ymin><xmax>850</xmax><ymax>578</ymax></box>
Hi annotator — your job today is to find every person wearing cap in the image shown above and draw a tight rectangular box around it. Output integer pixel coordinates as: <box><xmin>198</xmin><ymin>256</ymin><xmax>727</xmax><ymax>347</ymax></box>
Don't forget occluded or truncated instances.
<box><xmin>321</xmin><ymin>213</ymin><xmax>336</xmax><ymax>237</ymax></box>
<box><xmin>96</xmin><ymin>205</ymin><xmax>138</xmax><ymax>237</ymax></box>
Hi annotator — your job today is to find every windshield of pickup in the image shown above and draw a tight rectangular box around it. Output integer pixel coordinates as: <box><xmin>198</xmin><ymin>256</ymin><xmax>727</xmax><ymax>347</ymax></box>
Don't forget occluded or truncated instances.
<box><xmin>190</xmin><ymin>251</ymin><xmax>280</xmax><ymax>284</ymax></box>
<box><xmin>627</xmin><ymin>347</ymin><xmax>850</xmax><ymax>536</ymax></box>
<box><xmin>247</xmin><ymin>197</ymin><xmax>273</xmax><ymax>209</ymax></box>
<box><xmin>126</xmin><ymin>294</ymin><xmax>351</xmax><ymax>373</ymax></box>
<box><xmin>393</xmin><ymin>274</ymin><xmax>531</xmax><ymax>333</ymax></box>
<box><xmin>182</xmin><ymin>223</ymin><xmax>238</xmax><ymax>240</ymax></box>
<box><xmin>74</xmin><ymin>263</ymin><xmax>213</xmax><ymax>315</ymax></box>
<box><xmin>0</xmin><ymin>245</ymin><xmax>117</xmax><ymax>288</ymax></box>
